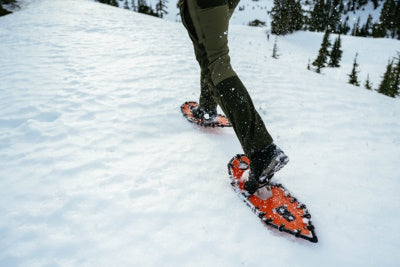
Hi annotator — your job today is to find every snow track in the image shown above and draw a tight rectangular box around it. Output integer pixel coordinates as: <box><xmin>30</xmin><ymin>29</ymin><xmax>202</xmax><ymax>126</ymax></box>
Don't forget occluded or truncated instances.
<box><xmin>1</xmin><ymin>0</ymin><xmax>399</xmax><ymax>266</ymax></box>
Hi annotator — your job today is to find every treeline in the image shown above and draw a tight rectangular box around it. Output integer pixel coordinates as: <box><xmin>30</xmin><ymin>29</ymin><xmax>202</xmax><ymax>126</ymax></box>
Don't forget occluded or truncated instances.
<box><xmin>97</xmin><ymin>0</ymin><xmax>168</xmax><ymax>18</ymax></box>
<box><xmin>346</xmin><ymin>52</ymin><xmax>400</xmax><ymax>97</ymax></box>
<box><xmin>270</xmin><ymin>0</ymin><xmax>400</xmax><ymax>39</ymax></box>
<box><xmin>306</xmin><ymin>30</ymin><xmax>399</xmax><ymax>98</ymax></box>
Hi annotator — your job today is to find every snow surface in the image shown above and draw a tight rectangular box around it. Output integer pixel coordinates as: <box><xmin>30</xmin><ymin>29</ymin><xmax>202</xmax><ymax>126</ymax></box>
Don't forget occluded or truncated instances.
<box><xmin>1</xmin><ymin>0</ymin><xmax>400</xmax><ymax>266</ymax></box>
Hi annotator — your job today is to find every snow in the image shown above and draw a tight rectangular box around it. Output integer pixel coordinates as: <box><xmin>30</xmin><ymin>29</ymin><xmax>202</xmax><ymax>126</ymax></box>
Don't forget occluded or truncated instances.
<box><xmin>1</xmin><ymin>0</ymin><xmax>400</xmax><ymax>266</ymax></box>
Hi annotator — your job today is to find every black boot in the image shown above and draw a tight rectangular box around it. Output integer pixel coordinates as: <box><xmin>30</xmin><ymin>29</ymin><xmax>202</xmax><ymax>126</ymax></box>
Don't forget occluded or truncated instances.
<box><xmin>244</xmin><ymin>143</ymin><xmax>289</xmax><ymax>196</ymax></box>
<box><xmin>190</xmin><ymin>105</ymin><xmax>218</xmax><ymax>125</ymax></box>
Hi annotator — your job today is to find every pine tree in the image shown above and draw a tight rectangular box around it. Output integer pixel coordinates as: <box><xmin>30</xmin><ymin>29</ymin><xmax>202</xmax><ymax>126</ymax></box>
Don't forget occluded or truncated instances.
<box><xmin>131</xmin><ymin>0</ymin><xmax>137</xmax><ymax>11</ymax></box>
<box><xmin>328</xmin><ymin>0</ymin><xmax>342</xmax><ymax>33</ymax></box>
<box><xmin>348</xmin><ymin>53</ymin><xmax>360</xmax><ymax>86</ymax></box>
<box><xmin>138</xmin><ymin>0</ymin><xmax>158</xmax><ymax>16</ymax></box>
<box><xmin>156</xmin><ymin>0</ymin><xmax>168</xmax><ymax>18</ymax></box>
<box><xmin>360</xmin><ymin>14</ymin><xmax>373</xmax><ymax>36</ymax></box>
<box><xmin>378</xmin><ymin>60</ymin><xmax>395</xmax><ymax>97</ymax></box>
<box><xmin>0</xmin><ymin>0</ymin><xmax>16</xmax><ymax>16</ymax></box>
<box><xmin>379</xmin><ymin>0</ymin><xmax>399</xmax><ymax>38</ymax></box>
<box><xmin>364</xmin><ymin>74</ymin><xmax>372</xmax><ymax>90</ymax></box>
<box><xmin>312</xmin><ymin>30</ymin><xmax>331</xmax><ymax>73</ymax></box>
<box><xmin>372</xmin><ymin>0</ymin><xmax>379</xmax><ymax>9</ymax></box>
<box><xmin>339</xmin><ymin>16</ymin><xmax>351</xmax><ymax>34</ymax></box>
<box><xmin>392</xmin><ymin>55</ymin><xmax>400</xmax><ymax>95</ymax></box>
<box><xmin>352</xmin><ymin>17</ymin><xmax>361</xmax><ymax>36</ymax></box>
<box><xmin>124</xmin><ymin>0</ymin><xmax>130</xmax><ymax>9</ymax></box>
<box><xmin>328</xmin><ymin>34</ymin><xmax>342</xmax><ymax>67</ymax></box>
<box><xmin>98</xmin><ymin>0</ymin><xmax>118</xmax><ymax>7</ymax></box>
<box><xmin>270</xmin><ymin>0</ymin><xmax>303</xmax><ymax>35</ymax></box>
<box><xmin>309</xmin><ymin>0</ymin><xmax>328</xmax><ymax>32</ymax></box>
<box><xmin>272</xmin><ymin>36</ymin><xmax>279</xmax><ymax>59</ymax></box>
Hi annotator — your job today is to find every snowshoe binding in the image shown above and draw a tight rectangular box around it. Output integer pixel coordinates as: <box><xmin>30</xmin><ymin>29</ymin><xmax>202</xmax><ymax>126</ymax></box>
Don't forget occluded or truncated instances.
<box><xmin>181</xmin><ymin>101</ymin><xmax>231</xmax><ymax>128</ymax></box>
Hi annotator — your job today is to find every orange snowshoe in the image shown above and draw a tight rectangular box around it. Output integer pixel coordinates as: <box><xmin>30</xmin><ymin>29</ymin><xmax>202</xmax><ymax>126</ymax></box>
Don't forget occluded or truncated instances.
<box><xmin>181</xmin><ymin>101</ymin><xmax>231</xmax><ymax>128</ymax></box>
<box><xmin>228</xmin><ymin>154</ymin><xmax>318</xmax><ymax>243</ymax></box>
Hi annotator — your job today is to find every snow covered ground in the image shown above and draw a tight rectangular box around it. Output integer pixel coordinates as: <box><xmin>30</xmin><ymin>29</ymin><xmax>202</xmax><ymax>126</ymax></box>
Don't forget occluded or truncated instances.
<box><xmin>1</xmin><ymin>0</ymin><xmax>400</xmax><ymax>266</ymax></box>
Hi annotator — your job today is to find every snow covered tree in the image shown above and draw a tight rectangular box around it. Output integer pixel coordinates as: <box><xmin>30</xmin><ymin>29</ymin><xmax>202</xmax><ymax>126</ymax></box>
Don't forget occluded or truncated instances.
<box><xmin>348</xmin><ymin>53</ymin><xmax>360</xmax><ymax>86</ymax></box>
<box><xmin>272</xmin><ymin>36</ymin><xmax>279</xmax><ymax>59</ymax></box>
<box><xmin>328</xmin><ymin>34</ymin><xmax>342</xmax><ymax>67</ymax></box>
<box><xmin>270</xmin><ymin>0</ymin><xmax>303</xmax><ymax>35</ymax></box>
<box><xmin>364</xmin><ymin>74</ymin><xmax>372</xmax><ymax>90</ymax></box>
<box><xmin>312</xmin><ymin>30</ymin><xmax>331</xmax><ymax>73</ymax></box>
<box><xmin>156</xmin><ymin>0</ymin><xmax>168</xmax><ymax>18</ymax></box>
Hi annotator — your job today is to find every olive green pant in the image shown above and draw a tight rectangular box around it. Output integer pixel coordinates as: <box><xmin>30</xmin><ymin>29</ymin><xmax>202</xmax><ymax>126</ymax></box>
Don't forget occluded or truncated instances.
<box><xmin>179</xmin><ymin>0</ymin><xmax>273</xmax><ymax>155</ymax></box>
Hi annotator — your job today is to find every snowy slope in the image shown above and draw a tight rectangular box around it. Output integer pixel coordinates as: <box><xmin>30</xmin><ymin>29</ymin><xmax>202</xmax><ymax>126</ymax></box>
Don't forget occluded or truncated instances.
<box><xmin>1</xmin><ymin>0</ymin><xmax>400</xmax><ymax>266</ymax></box>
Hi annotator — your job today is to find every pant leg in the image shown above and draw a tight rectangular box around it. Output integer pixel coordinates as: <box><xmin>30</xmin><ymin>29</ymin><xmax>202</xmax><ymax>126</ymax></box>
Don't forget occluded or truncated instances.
<box><xmin>186</xmin><ymin>0</ymin><xmax>273</xmax><ymax>155</ymax></box>
<box><xmin>179</xmin><ymin>0</ymin><xmax>217</xmax><ymax>112</ymax></box>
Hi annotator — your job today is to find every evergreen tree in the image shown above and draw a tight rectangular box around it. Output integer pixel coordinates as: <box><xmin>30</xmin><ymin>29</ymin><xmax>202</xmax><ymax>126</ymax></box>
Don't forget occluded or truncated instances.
<box><xmin>312</xmin><ymin>30</ymin><xmax>332</xmax><ymax>73</ymax></box>
<box><xmin>378</xmin><ymin>60</ymin><xmax>396</xmax><ymax>96</ymax></box>
<box><xmin>328</xmin><ymin>0</ymin><xmax>342</xmax><ymax>33</ymax></box>
<box><xmin>372</xmin><ymin>22</ymin><xmax>387</xmax><ymax>38</ymax></box>
<box><xmin>124</xmin><ymin>0</ymin><xmax>130</xmax><ymax>10</ymax></box>
<box><xmin>309</xmin><ymin>0</ymin><xmax>328</xmax><ymax>32</ymax></box>
<box><xmin>364</xmin><ymin>74</ymin><xmax>372</xmax><ymax>90</ymax></box>
<box><xmin>272</xmin><ymin>36</ymin><xmax>279</xmax><ymax>59</ymax></box>
<box><xmin>270</xmin><ymin>0</ymin><xmax>303</xmax><ymax>35</ymax></box>
<box><xmin>138</xmin><ymin>0</ymin><xmax>158</xmax><ymax>16</ymax></box>
<box><xmin>372</xmin><ymin>0</ymin><xmax>379</xmax><ymax>9</ymax></box>
<box><xmin>392</xmin><ymin>55</ymin><xmax>400</xmax><ymax>95</ymax></box>
<box><xmin>379</xmin><ymin>0</ymin><xmax>400</xmax><ymax>38</ymax></box>
<box><xmin>0</xmin><ymin>0</ymin><xmax>16</xmax><ymax>16</ymax></box>
<box><xmin>131</xmin><ymin>0</ymin><xmax>137</xmax><ymax>11</ymax></box>
<box><xmin>348</xmin><ymin>53</ymin><xmax>360</xmax><ymax>86</ymax></box>
<box><xmin>98</xmin><ymin>0</ymin><xmax>118</xmax><ymax>7</ymax></box>
<box><xmin>339</xmin><ymin>16</ymin><xmax>351</xmax><ymax>34</ymax></box>
<box><xmin>360</xmin><ymin>14</ymin><xmax>373</xmax><ymax>36</ymax></box>
<box><xmin>328</xmin><ymin>34</ymin><xmax>342</xmax><ymax>67</ymax></box>
<box><xmin>352</xmin><ymin>17</ymin><xmax>361</xmax><ymax>36</ymax></box>
<box><xmin>156</xmin><ymin>0</ymin><xmax>168</xmax><ymax>18</ymax></box>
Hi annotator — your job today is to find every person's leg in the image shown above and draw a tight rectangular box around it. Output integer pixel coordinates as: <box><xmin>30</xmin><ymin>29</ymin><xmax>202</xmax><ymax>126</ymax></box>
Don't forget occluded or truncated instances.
<box><xmin>187</xmin><ymin>0</ymin><xmax>273</xmax><ymax>156</ymax></box>
<box><xmin>228</xmin><ymin>0</ymin><xmax>240</xmax><ymax>18</ymax></box>
<box><xmin>179</xmin><ymin>0</ymin><xmax>217</xmax><ymax>113</ymax></box>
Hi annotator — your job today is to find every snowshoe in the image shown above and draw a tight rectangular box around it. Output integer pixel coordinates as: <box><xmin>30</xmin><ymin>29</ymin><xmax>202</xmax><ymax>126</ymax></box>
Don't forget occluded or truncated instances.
<box><xmin>181</xmin><ymin>101</ymin><xmax>231</xmax><ymax>128</ymax></box>
<box><xmin>228</xmin><ymin>154</ymin><xmax>318</xmax><ymax>243</ymax></box>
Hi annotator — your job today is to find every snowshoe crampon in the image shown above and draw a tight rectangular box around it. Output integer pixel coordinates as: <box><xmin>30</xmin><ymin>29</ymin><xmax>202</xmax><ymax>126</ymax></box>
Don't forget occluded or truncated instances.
<box><xmin>228</xmin><ymin>154</ymin><xmax>318</xmax><ymax>243</ymax></box>
<box><xmin>181</xmin><ymin>101</ymin><xmax>231</xmax><ymax>128</ymax></box>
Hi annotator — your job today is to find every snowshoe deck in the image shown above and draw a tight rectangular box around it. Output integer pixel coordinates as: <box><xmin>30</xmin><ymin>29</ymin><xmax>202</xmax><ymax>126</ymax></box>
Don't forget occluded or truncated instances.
<box><xmin>228</xmin><ymin>154</ymin><xmax>318</xmax><ymax>243</ymax></box>
<box><xmin>181</xmin><ymin>101</ymin><xmax>231</xmax><ymax>128</ymax></box>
